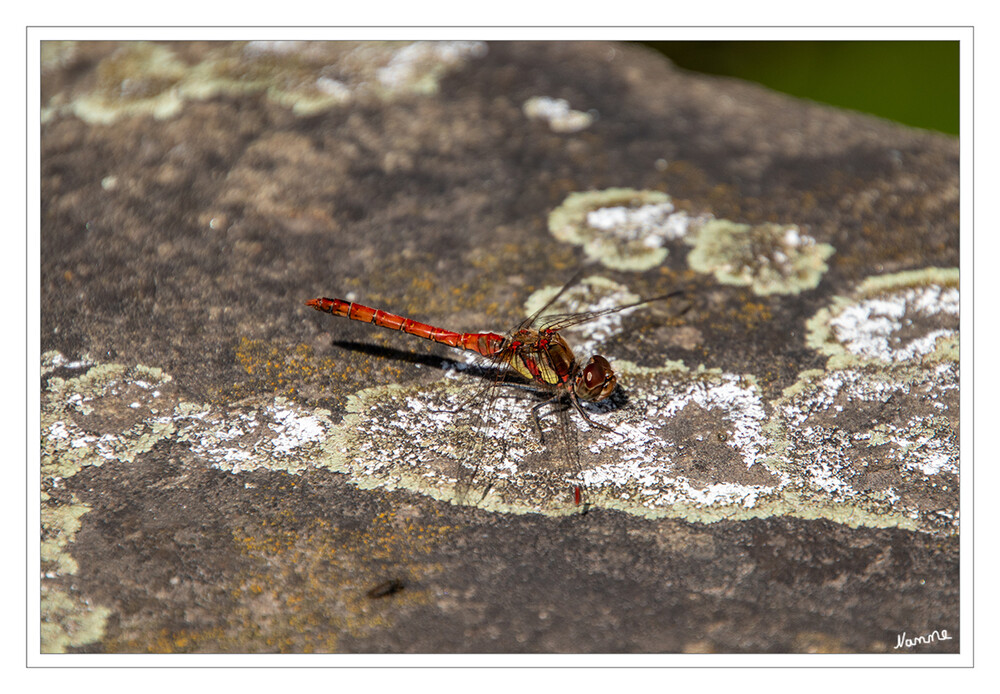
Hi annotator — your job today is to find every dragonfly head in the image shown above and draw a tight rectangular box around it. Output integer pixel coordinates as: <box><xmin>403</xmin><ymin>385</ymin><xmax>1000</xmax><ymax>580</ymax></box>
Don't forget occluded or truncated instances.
<box><xmin>574</xmin><ymin>355</ymin><xmax>617</xmax><ymax>401</ymax></box>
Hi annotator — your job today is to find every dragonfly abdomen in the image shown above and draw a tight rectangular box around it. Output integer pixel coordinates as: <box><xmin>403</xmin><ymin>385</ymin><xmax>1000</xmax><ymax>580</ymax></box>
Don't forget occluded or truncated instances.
<box><xmin>306</xmin><ymin>297</ymin><xmax>505</xmax><ymax>357</ymax></box>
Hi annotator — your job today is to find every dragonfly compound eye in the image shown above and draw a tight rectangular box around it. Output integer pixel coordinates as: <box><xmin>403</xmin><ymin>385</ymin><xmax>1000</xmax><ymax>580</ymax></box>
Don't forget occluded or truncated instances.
<box><xmin>576</xmin><ymin>355</ymin><xmax>617</xmax><ymax>401</ymax></box>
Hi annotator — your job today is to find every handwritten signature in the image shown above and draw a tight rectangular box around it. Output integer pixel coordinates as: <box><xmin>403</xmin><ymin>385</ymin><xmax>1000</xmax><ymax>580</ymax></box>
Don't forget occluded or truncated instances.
<box><xmin>895</xmin><ymin>629</ymin><xmax>953</xmax><ymax>649</ymax></box>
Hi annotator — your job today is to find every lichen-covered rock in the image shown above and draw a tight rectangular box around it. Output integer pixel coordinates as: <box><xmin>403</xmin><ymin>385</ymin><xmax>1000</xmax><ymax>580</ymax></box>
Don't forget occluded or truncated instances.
<box><xmin>40</xmin><ymin>41</ymin><xmax>959</xmax><ymax>654</ymax></box>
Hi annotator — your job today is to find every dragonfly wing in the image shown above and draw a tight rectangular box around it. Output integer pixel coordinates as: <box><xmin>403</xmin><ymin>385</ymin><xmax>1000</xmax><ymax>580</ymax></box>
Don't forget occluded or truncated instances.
<box><xmin>518</xmin><ymin>268</ymin><xmax>593</xmax><ymax>330</ymax></box>
<box><xmin>552</xmin><ymin>396</ymin><xmax>587</xmax><ymax>510</ymax></box>
<box><xmin>449</xmin><ymin>343</ymin><xmax>535</xmax><ymax>506</ymax></box>
<box><xmin>537</xmin><ymin>289</ymin><xmax>686</xmax><ymax>332</ymax></box>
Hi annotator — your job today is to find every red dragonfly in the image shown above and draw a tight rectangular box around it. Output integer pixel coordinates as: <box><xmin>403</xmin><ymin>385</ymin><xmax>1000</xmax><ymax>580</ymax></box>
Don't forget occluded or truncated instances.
<box><xmin>306</xmin><ymin>278</ymin><xmax>682</xmax><ymax>506</ymax></box>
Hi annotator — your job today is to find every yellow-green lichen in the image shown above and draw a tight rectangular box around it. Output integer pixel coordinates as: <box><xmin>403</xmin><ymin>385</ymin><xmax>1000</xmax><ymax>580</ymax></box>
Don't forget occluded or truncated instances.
<box><xmin>45</xmin><ymin>40</ymin><xmax>489</xmax><ymax>125</ymax></box>
<box><xmin>806</xmin><ymin>267</ymin><xmax>959</xmax><ymax>368</ymax></box>
<box><xmin>70</xmin><ymin>42</ymin><xmax>189</xmax><ymax>124</ymax></box>
<box><xmin>548</xmin><ymin>188</ymin><xmax>705</xmax><ymax>271</ymax></box>
<box><xmin>40</xmin><ymin>485</ymin><xmax>103</xmax><ymax>654</ymax></box>
<box><xmin>41</xmin><ymin>584</ymin><xmax>112</xmax><ymax>654</ymax></box>
<box><xmin>687</xmin><ymin>219</ymin><xmax>835</xmax><ymax>295</ymax></box>
<box><xmin>317</xmin><ymin>359</ymin><xmax>784</xmax><ymax>519</ymax></box>
<box><xmin>40</xmin><ymin>491</ymin><xmax>112</xmax><ymax>653</ymax></box>
<box><xmin>40</xmin><ymin>493</ymin><xmax>89</xmax><ymax>576</ymax></box>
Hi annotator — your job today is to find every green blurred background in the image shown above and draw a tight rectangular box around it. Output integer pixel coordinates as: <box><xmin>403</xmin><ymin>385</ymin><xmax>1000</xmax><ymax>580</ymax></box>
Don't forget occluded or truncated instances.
<box><xmin>641</xmin><ymin>41</ymin><xmax>959</xmax><ymax>136</ymax></box>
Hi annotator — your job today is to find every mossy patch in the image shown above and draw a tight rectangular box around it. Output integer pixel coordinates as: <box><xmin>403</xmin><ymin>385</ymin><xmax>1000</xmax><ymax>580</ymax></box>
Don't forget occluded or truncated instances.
<box><xmin>687</xmin><ymin>219</ymin><xmax>835</xmax><ymax>295</ymax></box>
<box><xmin>45</xmin><ymin>40</ymin><xmax>489</xmax><ymax>124</ymax></box>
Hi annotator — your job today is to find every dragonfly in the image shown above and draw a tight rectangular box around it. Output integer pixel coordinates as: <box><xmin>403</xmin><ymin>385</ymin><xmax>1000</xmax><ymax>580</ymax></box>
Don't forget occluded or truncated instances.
<box><xmin>305</xmin><ymin>276</ymin><xmax>683</xmax><ymax>507</ymax></box>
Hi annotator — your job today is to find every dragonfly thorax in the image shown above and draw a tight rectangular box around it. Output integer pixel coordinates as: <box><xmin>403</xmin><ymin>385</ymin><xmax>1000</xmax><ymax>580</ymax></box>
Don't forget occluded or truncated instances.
<box><xmin>505</xmin><ymin>329</ymin><xmax>576</xmax><ymax>388</ymax></box>
<box><xmin>504</xmin><ymin>329</ymin><xmax>616</xmax><ymax>402</ymax></box>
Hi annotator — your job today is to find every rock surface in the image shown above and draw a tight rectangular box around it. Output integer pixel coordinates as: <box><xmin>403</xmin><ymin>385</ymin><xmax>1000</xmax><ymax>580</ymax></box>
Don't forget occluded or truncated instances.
<box><xmin>40</xmin><ymin>41</ymin><xmax>959</xmax><ymax>653</ymax></box>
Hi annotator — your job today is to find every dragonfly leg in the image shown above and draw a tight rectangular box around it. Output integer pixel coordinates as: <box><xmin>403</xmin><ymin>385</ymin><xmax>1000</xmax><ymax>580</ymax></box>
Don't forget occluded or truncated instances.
<box><xmin>530</xmin><ymin>394</ymin><xmax>564</xmax><ymax>444</ymax></box>
<box><xmin>569</xmin><ymin>393</ymin><xmax>620</xmax><ymax>437</ymax></box>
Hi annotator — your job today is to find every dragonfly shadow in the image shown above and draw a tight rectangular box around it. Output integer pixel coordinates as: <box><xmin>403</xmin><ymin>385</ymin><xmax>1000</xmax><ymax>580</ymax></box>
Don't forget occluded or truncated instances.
<box><xmin>331</xmin><ymin>340</ymin><xmax>453</xmax><ymax>371</ymax></box>
<box><xmin>581</xmin><ymin>383</ymin><xmax>630</xmax><ymax>415</ymax></box>
<box><xmin>331</xmin><ymin>340</ymin><xmax>518</xmax><ymax>385</ymax></box>
<box><xmin>331</xmin><ymin>340</ymin><xmax>632</xmax><ymax>423</ymax></box>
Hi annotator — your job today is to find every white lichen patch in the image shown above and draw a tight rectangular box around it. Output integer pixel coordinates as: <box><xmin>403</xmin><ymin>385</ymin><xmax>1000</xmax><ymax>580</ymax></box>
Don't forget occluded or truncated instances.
<box><xmin>41</xmin><ymin>350</ymin><xmax>95</xmax><ymax>376</ymax></box>
<box><xmin>687</xmin><ymin>219</ymin><xmax>835</xmax><ymax>295</ymax></box>
<box><xmin>548</xmin><ymin>188</ymin><xmax>709</xmax><ymax>271</ymax></box>
<box><xmin>322</xmin><ymin>361</ymin><xmax>781</xmax><ymax>518</ymax></box>
<box><xmin>46</xmin><ymin>40</ymin><xmax>489</xmax><ymax>124</ymax></box>
<box><xmin>581</xmin><ymin>367</ymin><xmax>782</xmax><ymax>515</ymax></box>
<box><xmin>178</xmin><ymin>398</ymin><xmax>333</xmax><ymax>475</ymax></box>
<box><xmin>324</xmin><ymin>381</ymin><xmax>543</xmax><ymax>506</ymax></box>
<box><xmin>767</xmin><ymin>362</ymin><xmax>959</xmax><ymax>535</ymax></box>
<box><xmin>807</xmin><ymin>267</ymin><xmax>959</xmax><ymax>367</ymax></box>
<box><xmin>376</xmin><ymin>40</ymin><xmax>488</xmax><ymax>94</ymax></box>
<box><xmin>522</xmin><ymin>96</ymin><xmax>595</xmax><ymax>133</ymax></box>
<box><xmin>41</xmin><ymin>352</ymin><xmax>339</xmax><ymax>480</ymax></box>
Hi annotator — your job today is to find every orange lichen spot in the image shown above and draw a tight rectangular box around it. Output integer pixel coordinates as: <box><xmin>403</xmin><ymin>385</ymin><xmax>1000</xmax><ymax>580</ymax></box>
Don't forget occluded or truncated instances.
<box><xmin>234</xmin><ymin>337</ymin><xmax>342</xmax><ymax>400</ymax></box>
<box><xmin>409</xmin><ymin>276</ymin><xmax>436</xmax><ymax>293</ymax></box>
<box><xmin>105</xmin><ymin>625</ymin><xmax>231</xmax><ymax>654</ymax></box>
<box><xmin>729</xmin><ymin>300</ymin><xmax>774</xmax><ymax>330</ymax></box>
